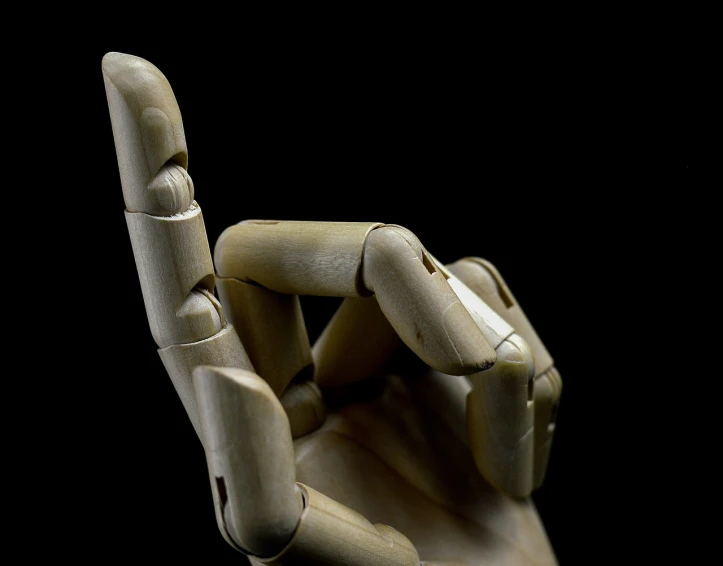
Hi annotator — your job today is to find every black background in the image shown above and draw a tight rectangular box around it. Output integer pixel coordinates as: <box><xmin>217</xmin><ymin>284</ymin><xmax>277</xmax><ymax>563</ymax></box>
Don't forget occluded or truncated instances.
<box><xmin>76</xmin><ymin>45</ymin><xmax>692</xmax><ymax>563</ymax></box>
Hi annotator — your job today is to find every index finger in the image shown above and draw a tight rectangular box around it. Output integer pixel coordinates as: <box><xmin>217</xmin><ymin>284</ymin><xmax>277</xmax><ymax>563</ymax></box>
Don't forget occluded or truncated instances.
<box><xmin>214</xmin><ymin>220</ymin><xmax>497</xmax><ymax>376</ymax></box>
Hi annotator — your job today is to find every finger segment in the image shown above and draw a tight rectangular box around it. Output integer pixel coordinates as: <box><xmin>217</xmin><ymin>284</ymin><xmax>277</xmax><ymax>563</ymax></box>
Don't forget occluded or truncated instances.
<box><xmin>193</xmin><ymin>366</ymin><xmax>303</xmax><ymax>556</ymax></box>
<box><xmin>102</xmin><ymin>52</ymin><xmax>188</xmax><ymax>215</ymax></box>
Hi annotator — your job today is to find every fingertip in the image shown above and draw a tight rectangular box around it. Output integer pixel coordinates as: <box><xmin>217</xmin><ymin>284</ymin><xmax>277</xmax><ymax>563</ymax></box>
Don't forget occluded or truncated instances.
<box><xmin>440</xmin><ymin>299</ymin><xmax>497</xmax><ymax>375</ymax></box>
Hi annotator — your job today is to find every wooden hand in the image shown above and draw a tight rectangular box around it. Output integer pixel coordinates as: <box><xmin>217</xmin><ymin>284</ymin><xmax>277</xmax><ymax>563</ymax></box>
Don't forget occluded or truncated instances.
<box><xmin>104</xmin><ymin>52</ymin><xmax>561</xmax><ymax>565</ymax></box>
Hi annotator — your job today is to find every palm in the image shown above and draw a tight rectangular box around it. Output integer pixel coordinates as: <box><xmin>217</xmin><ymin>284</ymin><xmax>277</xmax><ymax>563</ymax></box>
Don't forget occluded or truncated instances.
<box><xmin>293</xmin><ymin>363</ymin><xmax>557</xmax><ymax>565</ymax></box>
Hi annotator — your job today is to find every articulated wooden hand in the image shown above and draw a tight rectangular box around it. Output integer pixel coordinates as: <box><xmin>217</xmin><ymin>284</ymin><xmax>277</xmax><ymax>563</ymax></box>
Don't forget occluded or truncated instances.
<box><xmin>103</xmin><ymin>52</ymin><xmax>562</xmax><ymax>565</ymax></box>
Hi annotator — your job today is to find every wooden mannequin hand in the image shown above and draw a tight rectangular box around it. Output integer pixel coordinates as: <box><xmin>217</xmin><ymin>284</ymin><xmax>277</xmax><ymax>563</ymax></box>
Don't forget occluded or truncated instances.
<box><xmin>104</xmin><ymin>52</ymin><xmax>561</xmax><ymax>565</ymax></box>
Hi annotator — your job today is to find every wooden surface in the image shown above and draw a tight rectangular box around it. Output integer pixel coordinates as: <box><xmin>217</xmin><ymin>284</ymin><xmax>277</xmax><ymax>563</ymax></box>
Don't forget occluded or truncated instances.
<box><xmin>194</xmin><ymin>366</ymin><xmax>303</xmax><ymax>556</ymax></box>
<box><xmin>292</xmin><ymin>372</ymin><xmax>557</xmax><ymax>565</ymax></box>
<box><xmin>252</xmin><ymin>483</ymin><xmax>419</xmax><ymax>565</ymax></box>
<box><xmin>215</xmin><ymin>276</ymin><xmax>313</xmax><ymax>398</ymax></box>
<box><xmin>362</xmin><ymin>226</ymin><xmax>497</xmax><ymax>376</ymax></box>
<box><xmin>215</xmin><ymin>220</ymin><xmax>381</xmax><ymax>297</ymax></box>
<box><xmin>313</xmin><ymin>296</ymin><xmax>402</xmax><ymax>388</ymax></box>
<box><xmin>160</xmin><ymin>324</ymin><xmax>252</xmax><ymax>440</ymax></box>
<box><xmin>102</xmin><ymin>51</ymin><xmax>580</xmax><ymax>561</ymax></box>
<box><xmin>447</xmin><ymin>259</ymin><xmax>561</xmax><ymax>490</ymax></box>
<box><xmin>216</xmin><ymin>221</ymin><xmax>496</xmax><ymax>377</ymax></box>
<box><xmin>78</xmin><ymin>42</ymin><xmax>692</xmax><ymax>566</ymax></box>
<box><xmin>103</xmin><ymin>52</ymin><xmax>189</xmax><ymax>215</ymax></box>
<box><xmin>125</xmin><ymin>205</ymin><xmax>220</xmax><ymax>348</ymax></box>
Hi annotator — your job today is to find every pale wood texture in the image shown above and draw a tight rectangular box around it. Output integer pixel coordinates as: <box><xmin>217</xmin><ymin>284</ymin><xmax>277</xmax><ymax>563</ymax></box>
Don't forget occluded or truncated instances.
<box><xmin>215</xmin><ymin>276</ymin><xmax>323</xmax><ymax>438</ymax></box>
<box><xmin>407</xmin><ymin>368</ymin><xmax>472</xmax><ymax>447</ymax></box>
<box><xmin>279</xmin><ymin>381</ymin><xmax>326</xmax><ymax>439</ymax></box>
<box><xmin>448</xmin><ymin>258</ymin><xmax>562</xmax><ymax>490</ymax></box>
<box><xmin>103</xmin><ymin>52</ymin><xmax>189</xmax><ymax>215</ymax></box>
<box><xmin>531</xmin><ymin>367</ymin><xmax>562</xmax><ymax>488</ymax></box>
<box><xmin>466</xmin><ymin>334</ymin><xmax>535</xmax><ymax>498</ymax></box>
<box><xmin>447</xmin><ymin>259</ymin><xmax>554</xmax><ymax>377</ymax></box>
<box><xmin>252</xmin><ymin>484</ymin><xmax>419</xmax><ymax>566</ymax></box>
<box><xmin>313</xmin><ymin>295</ymin><xmax>402</xmax><ymax>388</ymax></box>
<box><xmin>107</xmin><ymin>51</ymin><xmax>561</xmax><ymax>565</ymax></box>
<box><xmin>293</xmin><ymin>373</ymin><xmax>556</xmax><ymax>565</ymax></box>
<box><xmin>442</xmin><ymin>266</ymin><xmax>514</xmax><ymax>349</ymax></box>
<box><xmin>215</xmin><ymin>276</ymin><xmax>313</xmax><ymax>397</ymax></box>
<box><xmin>159</xmin><ymin>325</ymin><xmax>252</xmax><ymax>441</ymax></box>
<box><xmin>125</xmin><ymin>205</ymin><xmax>221</xmax><ymax>348</ymax></box>
<box><xmin>215</xmin><ymin>220</ymin><xmax>382</xmax><ymax>296</ymax></box>
<box><xmin>314</xmin><ymin>261</ymin><xmax>539</xmax><ymax>498</ymax></box>
<box><xmin>362</xmin><ymin>226</ymin><xmax>496</xmax><ymax>375</ymax></box>
<box><xmin>193</xmin><ymin>366</ymin><xmax>303</xmax><ymax>557</ymax></box>
<box><xmin>106</xmin><ymin>50</ymin><xmax>255</xmax><ymax>449</ymax></box>
<box><xmin>215</xmin><ymin>221</ymin><xmax>496</xmax><ymax>377</ymax></box>
<box><xmin>434</xmin><ymin>262</ymin><xmax>539</xmax><ymax>497</ymax></box>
